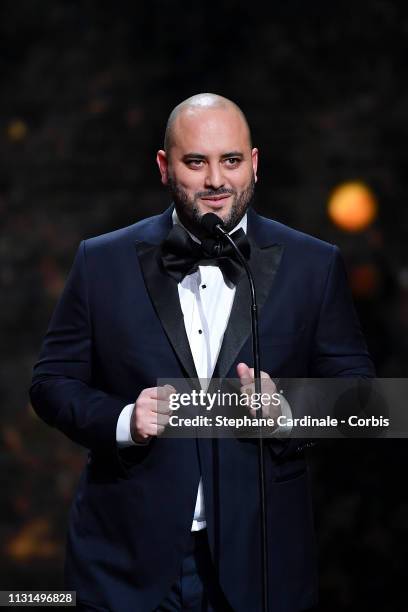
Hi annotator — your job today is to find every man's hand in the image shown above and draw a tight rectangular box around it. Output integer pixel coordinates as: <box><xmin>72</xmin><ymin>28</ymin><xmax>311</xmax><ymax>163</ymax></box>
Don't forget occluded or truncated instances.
<box><xmin>130</xmin><ymin>384</ymin><xmax>175</xmax><ymax>443</ymax></box>
<box><xmin>236</xmin><ymin>362</ymin><xmax>281</xmax><ymax>420</ymax></box>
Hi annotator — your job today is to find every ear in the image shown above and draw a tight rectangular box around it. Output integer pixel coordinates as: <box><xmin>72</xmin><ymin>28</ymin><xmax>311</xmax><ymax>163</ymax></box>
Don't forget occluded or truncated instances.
<box><xmin>156</xmin><ymin>150</ymin><xmax>169</xmax><ymax>185</ymax></box>
<box><xmin>251</xmin><ymin>148</ymin><xmax>258</xmax><ymax>183</ymax></box>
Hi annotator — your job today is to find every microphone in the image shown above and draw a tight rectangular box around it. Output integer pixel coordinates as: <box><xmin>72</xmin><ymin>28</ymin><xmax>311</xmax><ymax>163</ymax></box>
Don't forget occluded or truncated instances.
<box><xmin>200</xmin><ymin>213</ymin><xmax>227</xmax><ymax>256</ymax></box>
<box><xmin>200</xmin><ymin>212</ymin><xmax>270</xmax><ymax>612</ymax></box>
<box><xmin>200</xmin><ymin>213</ymin><xmax>259</xmax><ymax>383</ymax></box>
<box><xmin>201</xmin><ymin>212</ymin><xmax>226</xmax><ymax>236</ymax></box>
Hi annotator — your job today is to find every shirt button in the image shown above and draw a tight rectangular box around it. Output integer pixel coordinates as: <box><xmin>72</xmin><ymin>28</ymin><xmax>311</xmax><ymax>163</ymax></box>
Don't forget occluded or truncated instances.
<box><xmin>198</xmin><ymin>329</ymin><xmax>203</xmax><ymax>334</ymax></box>
<box><xmin>201</xmin><ymin>284</ymin><xmax>207</xmax><ymax>289</ymax></box>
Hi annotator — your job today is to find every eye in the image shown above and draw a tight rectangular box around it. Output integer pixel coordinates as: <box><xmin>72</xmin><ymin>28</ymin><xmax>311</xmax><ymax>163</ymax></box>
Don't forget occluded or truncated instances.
<box><xmin>186</xmin><ymin>159</ymin><xmax>205</xmax><ymax>168</ymax></box>
<box><xmin>224</xmin><ymin>157</ymin><xmax>241</xmax><ymax>167</ymax></box>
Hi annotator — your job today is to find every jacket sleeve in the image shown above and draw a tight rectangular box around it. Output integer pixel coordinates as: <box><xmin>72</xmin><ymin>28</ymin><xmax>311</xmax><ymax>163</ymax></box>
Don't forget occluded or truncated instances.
<box><xmin>269</xmin><ymin>245</ymin><xmax>376</xmax><ymax>459</ymax></box>
<box><xmin>310</xmin><ymin>245</ymin><xmax>375</xmax><ymax>378</ymax></box>
<box><xmin>29</xmin><ymin>241</ymin><xmax>132</xmax><ymax>464</ymax></box>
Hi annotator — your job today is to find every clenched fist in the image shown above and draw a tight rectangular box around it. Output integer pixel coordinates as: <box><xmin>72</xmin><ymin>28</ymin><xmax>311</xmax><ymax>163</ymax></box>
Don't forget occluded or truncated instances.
<box><xmin>236</xmin><ymin>362</ymin><xmax>281</xmax><ymax>420</ymax></box>
<box><xmin>130</xmin><ymin>384</ymin><xmax>176</xmax><ymax>443</ymax></box>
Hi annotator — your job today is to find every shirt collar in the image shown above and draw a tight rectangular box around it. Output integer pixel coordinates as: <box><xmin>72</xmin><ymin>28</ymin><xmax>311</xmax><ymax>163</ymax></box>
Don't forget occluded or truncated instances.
<box><xmin>171</xmin><ymin>207</ymin><xmax>247</xmax><ymax>244</ymax></box>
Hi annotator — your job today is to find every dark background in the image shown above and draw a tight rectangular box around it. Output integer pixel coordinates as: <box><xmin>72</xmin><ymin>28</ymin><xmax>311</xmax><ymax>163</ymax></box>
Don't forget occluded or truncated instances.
<box><xmin>1</xmin><ymin>1</ymin><xmax>408</xmax><ymax>609</ymax></box>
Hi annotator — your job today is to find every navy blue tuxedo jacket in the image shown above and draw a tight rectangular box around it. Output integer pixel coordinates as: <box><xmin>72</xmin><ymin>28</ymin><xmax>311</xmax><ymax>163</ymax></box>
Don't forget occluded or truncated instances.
<box><xmin>30</xmin><ymin>206</ymin><xmax>374</xmax><ymax>612</ymax></box>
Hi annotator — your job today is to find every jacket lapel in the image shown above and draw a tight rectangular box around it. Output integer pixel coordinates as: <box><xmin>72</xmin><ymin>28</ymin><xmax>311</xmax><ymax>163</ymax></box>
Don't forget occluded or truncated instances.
<box><xmin>213</xmin><ymin>209</ymin><xmax>284</xmax><ymax>378</ymax></box>
<box><xmin>134</xmin><ymin>207</ymin><xmax>198</xmax><ymax>380</ymax></box>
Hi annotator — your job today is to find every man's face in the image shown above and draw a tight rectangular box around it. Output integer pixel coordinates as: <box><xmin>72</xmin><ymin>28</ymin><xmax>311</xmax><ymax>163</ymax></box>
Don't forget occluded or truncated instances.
<box><xmin>156</xmin><ymin>107</ymin><xmax>258</xmax><ymax>235</ymax></box>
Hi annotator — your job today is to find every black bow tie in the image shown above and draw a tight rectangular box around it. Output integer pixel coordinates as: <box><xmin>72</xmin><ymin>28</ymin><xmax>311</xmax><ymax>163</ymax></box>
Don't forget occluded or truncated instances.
<box><xmin>160</xmin><ymin>224</ymin><xmax>251</xmax><ymax>285</ymax></box>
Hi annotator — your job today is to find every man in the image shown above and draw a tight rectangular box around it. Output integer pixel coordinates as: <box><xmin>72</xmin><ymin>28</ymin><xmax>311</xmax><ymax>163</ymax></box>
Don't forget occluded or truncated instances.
<box><xmin>30</xmin><ymin>93</ymin><xmax>374</xmax><ymax>611</ymax></box>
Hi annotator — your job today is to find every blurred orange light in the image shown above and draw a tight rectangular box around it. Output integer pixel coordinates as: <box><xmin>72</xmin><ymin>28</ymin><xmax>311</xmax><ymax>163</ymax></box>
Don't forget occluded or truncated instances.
<box><xmin>6</xmin><ymin>518</ymin><xmax>58</xmax><ymax>561</ymax></box>
<box><xmin>7</xmin><ymin>119</ymin><xmax>28</xmax><ymax>142</ymax></box>
<box><xmin>328</xmin><ymin>182</ymin><xmax>377</xmax><ymax>232</ymax></box>
<box><xmin>349</xmin><ymin>263</ymin><xmax>380</xmax><ymax>298</ymax></box>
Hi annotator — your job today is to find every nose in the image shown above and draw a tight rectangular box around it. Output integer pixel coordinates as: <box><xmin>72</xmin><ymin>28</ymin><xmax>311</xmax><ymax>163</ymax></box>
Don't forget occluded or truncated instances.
<box><xmin>204</xmin><ymin>162</ymin><xmax>225</xmax><ymax>191</ymax></box>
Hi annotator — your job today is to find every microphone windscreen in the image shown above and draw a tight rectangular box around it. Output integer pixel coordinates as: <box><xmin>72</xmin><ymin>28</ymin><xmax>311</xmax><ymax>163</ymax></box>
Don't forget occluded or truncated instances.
<box><xmin>201</xmin><ymin>213</ymin><xmax>225</xmax><ymax>235</ymax></box>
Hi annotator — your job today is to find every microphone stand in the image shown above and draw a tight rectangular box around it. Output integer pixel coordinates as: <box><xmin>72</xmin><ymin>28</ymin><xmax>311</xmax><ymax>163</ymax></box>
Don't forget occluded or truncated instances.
<box><xmin>213</xmin><ymin>223</ymin><xmax>269</xmax><ymax>612</ymax></box>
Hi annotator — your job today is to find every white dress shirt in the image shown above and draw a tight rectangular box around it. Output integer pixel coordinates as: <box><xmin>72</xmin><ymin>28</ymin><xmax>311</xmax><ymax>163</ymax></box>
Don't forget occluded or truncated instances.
<box><xmin>116</xmin><ymin>209</ymin><xmax>291</xmax><ymax>532</ymax></box>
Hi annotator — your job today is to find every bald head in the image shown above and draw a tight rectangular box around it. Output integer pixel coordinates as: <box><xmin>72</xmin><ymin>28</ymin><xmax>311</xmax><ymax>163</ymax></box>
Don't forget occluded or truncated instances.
<box><xmin>164</xmin><ymin>93</ymin><xmax>252</xmax><ymax>154</ymax></box>
<box><xmin>156</xmin><ymin>92</ymin><xmax>258</xmax><ymax>235</ymax></box>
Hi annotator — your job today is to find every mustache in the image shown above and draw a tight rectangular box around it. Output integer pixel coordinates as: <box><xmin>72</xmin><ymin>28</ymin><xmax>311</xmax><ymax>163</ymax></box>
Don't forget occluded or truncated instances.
<box><xmin>195</xmin><ymin>188</ymin><xmax>236</xmax><ymax>198</ymax></box>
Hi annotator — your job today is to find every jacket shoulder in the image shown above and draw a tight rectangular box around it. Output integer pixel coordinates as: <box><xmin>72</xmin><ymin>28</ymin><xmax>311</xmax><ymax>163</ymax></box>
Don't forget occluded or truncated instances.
<box><xmin>81</xmin><ymin>213</ymin><xmax>165</xmax><ymax>253</ymax></box>
<box><xmin>255</xmin><ymin>214</ymin><xmax>336</xmax><ymax>258</ymax></box>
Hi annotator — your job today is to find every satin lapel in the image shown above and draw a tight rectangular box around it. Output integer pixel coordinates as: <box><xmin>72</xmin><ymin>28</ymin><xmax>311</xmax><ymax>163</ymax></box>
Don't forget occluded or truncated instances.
<box><xmin>135</xmin><ymin>241</ymin><xmax>198</xmax><ymax>380</ymax></box>
<box><xmin>214</xmin><ymin>239</ymin><xmax>283</xmax><ymax>379</ymax></box>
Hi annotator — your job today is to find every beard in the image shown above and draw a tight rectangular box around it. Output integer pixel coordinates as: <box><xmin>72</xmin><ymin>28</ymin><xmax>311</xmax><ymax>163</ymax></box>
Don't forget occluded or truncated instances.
<box><xmin>168</xmin><ymin>174</ymin><xmax>256</xmax><ymax>237</ymax></box>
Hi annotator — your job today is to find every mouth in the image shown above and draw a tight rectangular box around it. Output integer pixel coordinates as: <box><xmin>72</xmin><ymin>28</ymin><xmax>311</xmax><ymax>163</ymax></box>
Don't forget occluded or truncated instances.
<box><xmin>199</xmin><ymin>194</ymin><xmax>231</xmax><ymax>208</ymax></box>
